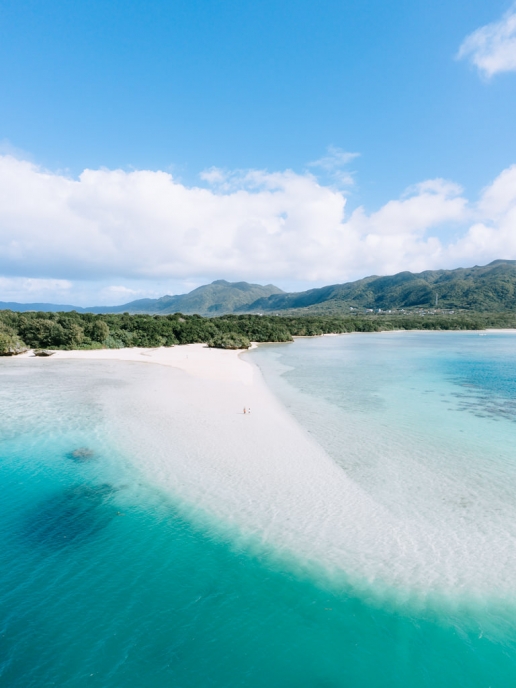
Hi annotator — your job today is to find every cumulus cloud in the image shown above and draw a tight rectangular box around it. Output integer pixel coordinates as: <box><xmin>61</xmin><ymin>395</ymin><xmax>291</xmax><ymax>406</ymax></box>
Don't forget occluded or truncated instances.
<box><xmin>0</xmin><ymin>154</ymin><xmax>515</xmax><ymax>303</ymax></box>
<box><xmin>458</xmin><ymin>4</ymin><xmax>516</xmax><ymax>77</ymax></box>
<box><xmin>448</xmin><ymin>165</ymin><xmax>516</xmax><ymax>261</ymax></box>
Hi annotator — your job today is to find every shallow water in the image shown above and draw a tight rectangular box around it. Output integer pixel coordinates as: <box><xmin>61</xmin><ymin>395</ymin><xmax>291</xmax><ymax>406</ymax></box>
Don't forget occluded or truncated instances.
<box><xmin>1</xmin><ymin>333</ymin><xmax>516</xmax><ymax>686</ymax></box>
<box><xmin>250</xmin><ymin>333</ymin><xmax>516</xmax><ymax>600</ymax></box>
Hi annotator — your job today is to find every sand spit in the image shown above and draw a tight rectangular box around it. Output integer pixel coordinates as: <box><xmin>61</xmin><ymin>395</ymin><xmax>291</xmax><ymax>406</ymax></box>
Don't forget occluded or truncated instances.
<box><xmin>16</xmin><ymin>342</ymin><xmax>516</xmax><ymax>603</ymax></box>
<box><xmin>22</xmin><ymin>345</ymin><xmax>401</xmax><ymax>589</ymax></box>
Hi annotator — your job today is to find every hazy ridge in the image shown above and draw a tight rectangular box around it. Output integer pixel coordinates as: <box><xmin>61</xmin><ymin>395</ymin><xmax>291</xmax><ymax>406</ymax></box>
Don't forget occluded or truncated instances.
<box><xmin>2</xmin><ymin>260</ymin><xmax>515</xmax><ymax>316</ymax></box>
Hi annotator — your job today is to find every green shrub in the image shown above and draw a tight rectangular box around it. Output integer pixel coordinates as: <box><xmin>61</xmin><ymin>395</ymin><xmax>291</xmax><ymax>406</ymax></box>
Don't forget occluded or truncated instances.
<box><xmin>208</xmin><ymin>332</ymin><xmax>251</xmax><ymax>349</ymax></box>
<box><xmin>87</xmin><ymin>320</ymin><xmax>110</xmax><ymax>343</ymax></box>
<box><xmin>0</xmin><ymin>329</ymin><xmax>28</xmax><ymax>356</ymax></box>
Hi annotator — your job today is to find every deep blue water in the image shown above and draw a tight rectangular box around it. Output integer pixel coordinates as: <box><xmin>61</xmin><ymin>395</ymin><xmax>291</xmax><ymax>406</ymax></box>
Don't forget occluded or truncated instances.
<box><xmin>1</xmin><ymin>332</ymin><xmax>516</xmax><ymax>687</ymax></box>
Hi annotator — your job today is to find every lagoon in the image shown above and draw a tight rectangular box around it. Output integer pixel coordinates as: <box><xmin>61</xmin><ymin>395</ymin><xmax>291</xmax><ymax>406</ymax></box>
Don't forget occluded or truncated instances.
<box><xmin>1</xmin><ymin>332</ymin><xmax>516</xmax><ymax>686</ymax></box>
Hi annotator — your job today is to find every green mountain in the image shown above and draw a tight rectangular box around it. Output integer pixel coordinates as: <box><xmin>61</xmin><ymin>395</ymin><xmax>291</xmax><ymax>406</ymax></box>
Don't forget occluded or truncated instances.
<box><xmin>0</xmin><ymin>280</ymin><xmax>284</xmax><ymax>316</ymax></box>
<box><xmin>107</xmin><ymin>280</ymin><xmax>284</xmax><ymax>315</ymax></box>
<box><xmin>2</xmin><ymin>262</ymin><xmax>516</xmax><ymax>317</ymax></box>
<box><xmin>241</xmin><ymin>260</ymin><xmax>516</xmax><ymax>314</ymax></box>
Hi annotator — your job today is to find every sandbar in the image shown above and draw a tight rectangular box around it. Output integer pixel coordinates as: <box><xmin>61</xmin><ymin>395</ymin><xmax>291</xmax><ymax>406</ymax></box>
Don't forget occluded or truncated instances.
<box><xmin>15</xmin><ymin>341</ymin><xmax>516</xmax><ymax>603</ymax></box>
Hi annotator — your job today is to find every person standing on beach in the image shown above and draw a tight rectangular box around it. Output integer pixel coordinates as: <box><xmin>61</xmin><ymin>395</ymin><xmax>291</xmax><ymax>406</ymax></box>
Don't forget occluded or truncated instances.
<box><xmin>243</xmin><ymin>407</ymin><xmax>246</xmax><ymax>414</ymax></box>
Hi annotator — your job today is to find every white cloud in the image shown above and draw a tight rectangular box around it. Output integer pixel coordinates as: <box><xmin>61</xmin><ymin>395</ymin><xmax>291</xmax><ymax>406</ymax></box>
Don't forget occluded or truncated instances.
<box><xmin>448</xmin><ymin>164</ymin><xmax>516</xmax><ymax>261</ymax></box>
<box><xmin>0</xmin><ymin>154</ymin><xmax>515</xmax><ymax>304</ymax></box>
<box><xmin>308</xmin><ymin>146</ymin><xmax>360</xmax><ymax>187</ymax></box>
<box><xmin>199</xmin><ymin>167</ymin><xmax>229</xmax><ymax>186</ymax></box>
<box><xmin>308</xmin><ymin>146</ymin><xmax>360</xmax><ymax>171</ymax></box>
<box><xmin>0</xmin><ymin>277</ymin><xmax>72</xmax><ymax>303</ymax></box>
<box><xmin>101</xmin><ymin>285</ymin><xmax>143</xmax><ymax>298</ymax></box>
<box><xmin>458</xmin><ymin>4</ymin><xmax>516</xmax><ymax>77</ymax></box>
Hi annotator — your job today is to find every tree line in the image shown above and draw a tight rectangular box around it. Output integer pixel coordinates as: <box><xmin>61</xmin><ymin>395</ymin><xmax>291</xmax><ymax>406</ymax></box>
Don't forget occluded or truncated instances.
<box><xmin>1</xmin><ymin>309</ymin><xmax>516</xmax><ymax>355</ymax></box>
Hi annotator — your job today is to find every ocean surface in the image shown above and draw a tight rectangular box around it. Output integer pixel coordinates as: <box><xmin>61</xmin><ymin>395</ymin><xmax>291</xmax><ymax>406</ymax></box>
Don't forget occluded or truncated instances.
<box><xmin>1</xmin><ymin>331</ymin><xmax>516</xmax><ymax>687</ymax></box>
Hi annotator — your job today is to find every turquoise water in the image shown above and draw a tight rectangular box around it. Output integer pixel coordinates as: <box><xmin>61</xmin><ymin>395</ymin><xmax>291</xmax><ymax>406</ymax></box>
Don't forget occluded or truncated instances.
<box><xmin>1</xmin><ymin>333</ymin><xmax>516</xmax><ymax>686</ymax></box>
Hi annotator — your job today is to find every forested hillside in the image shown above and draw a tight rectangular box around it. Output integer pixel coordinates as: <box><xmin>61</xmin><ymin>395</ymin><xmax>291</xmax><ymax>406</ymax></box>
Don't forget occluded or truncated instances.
<box><xmin>243</xmin><ymin>260</ymin><xmax>516</xmax><ymax>314</ymax></box>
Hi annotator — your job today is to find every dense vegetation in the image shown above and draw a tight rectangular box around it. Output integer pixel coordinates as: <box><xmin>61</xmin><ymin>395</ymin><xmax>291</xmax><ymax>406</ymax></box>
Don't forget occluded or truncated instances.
<box><xmin>1</xmin><ymin>309</ymin><xmax>516</xmax><ymax>355</ymax></box>
<box><xmin>207</xmin><ymin>332</ymin><xmax>252</xmax><ymax>350</ymax></box>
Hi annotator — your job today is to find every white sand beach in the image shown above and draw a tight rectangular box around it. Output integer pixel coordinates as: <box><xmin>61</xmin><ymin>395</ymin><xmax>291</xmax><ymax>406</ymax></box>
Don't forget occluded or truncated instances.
<box><xmin>17</xmin><ymin>343</ymin><xmax>255</xmax><ymax>384</ymax></box>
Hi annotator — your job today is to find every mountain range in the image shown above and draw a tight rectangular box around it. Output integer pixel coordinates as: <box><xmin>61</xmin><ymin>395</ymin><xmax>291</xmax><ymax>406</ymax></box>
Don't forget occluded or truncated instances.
<box><xmin>1</xmin><ymin>261</ymin><xmax>516</xmax><ymax>316</ymax></box>
<box><xmin>243</xmin><ymin>260</ymin><xmax>516</xmax><ymax>314</ymax></box>
<box><xmin>0</xmin><ymin>280</ymin><xmax>284</xmax><ymax>316</ymax></box>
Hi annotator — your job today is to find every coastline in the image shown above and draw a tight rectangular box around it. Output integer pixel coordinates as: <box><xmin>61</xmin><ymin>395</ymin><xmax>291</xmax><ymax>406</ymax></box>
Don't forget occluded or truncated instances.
<box><xmin>16</xmin><ymin>343</ymin><xmax>256</xmax><ymax>384</ymax></box>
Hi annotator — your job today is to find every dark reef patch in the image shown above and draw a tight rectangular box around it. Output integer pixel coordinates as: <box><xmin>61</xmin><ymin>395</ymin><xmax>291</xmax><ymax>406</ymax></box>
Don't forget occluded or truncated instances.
<box><xmin>67</xmin><ymin>447</ymin><xmax>96</xmax><ymax>462</ymax></box>
<box><xmin>446</xmin><ymin>356</ymin><xmax>516</xmax><ymax>422</ymax></box>
<box><xmin>22</xmin><ymin>483</ymin><xmax>117</xmax><ymax>549</ymax></box>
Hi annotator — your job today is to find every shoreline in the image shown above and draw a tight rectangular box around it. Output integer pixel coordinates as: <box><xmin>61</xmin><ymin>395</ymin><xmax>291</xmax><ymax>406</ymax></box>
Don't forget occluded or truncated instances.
<box><xmin>16</xmin><ymin>343</ymin><xmax>256</xmax><ymax>384</ymax></box>
<box><xmin>11</xmin><ymin>325</ymin><xmax>516</xmax><ymax>364</ymax></box>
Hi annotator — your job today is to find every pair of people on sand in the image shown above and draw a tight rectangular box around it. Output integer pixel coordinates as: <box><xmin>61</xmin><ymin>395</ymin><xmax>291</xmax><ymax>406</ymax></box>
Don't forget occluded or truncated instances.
<box><xmin>243</xmin><ymin>407</ymin><xmax>251</xmax><ymax>414</ymax></box>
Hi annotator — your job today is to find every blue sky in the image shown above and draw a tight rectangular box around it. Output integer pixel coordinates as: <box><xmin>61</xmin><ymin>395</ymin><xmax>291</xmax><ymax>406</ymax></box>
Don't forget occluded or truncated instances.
<box><xmin>1</xmin><ymin>0</ymin><xmax>516</xmax><ymax>304</ymax></box>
